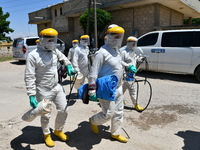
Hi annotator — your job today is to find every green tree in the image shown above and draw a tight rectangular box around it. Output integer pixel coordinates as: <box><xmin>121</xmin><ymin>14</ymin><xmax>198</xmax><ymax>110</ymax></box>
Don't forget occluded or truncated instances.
<box><xmin>183</xmin><ymin>18</ymin><xmax>200</xmax><ymax>25</ymax></box>
<box><xmin>0</xmin><ymin>7</ymin><xmax>14</xmax><ymax>42</ymax></box>
<box><xmin>79</xmin><ymin>8</ymin><xmax>112</xmax><ymax>35</ymax></box>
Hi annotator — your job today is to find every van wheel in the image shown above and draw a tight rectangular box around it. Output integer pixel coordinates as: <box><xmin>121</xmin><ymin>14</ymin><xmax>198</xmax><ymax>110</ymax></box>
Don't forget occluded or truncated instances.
<box><xmin>195</xmin><ymin>67</ymin><xmax>200</xmax><ymax>82</ymax></box>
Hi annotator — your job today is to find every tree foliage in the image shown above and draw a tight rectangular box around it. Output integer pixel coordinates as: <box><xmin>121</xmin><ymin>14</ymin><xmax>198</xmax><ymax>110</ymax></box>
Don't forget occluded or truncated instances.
<box><xmin>0</xmin><ymin>7</ymin><xmax>14</xmax><ymax>42</ymax></box>
<box><xmin>183</xmin><ymin>18</ymin><xmax>200</xmax><ymax>25</ymax></box>
<box><xmin>79</xmin><ymin>8</ymin><xmax>112</xmax><ymax>35</ymax></box>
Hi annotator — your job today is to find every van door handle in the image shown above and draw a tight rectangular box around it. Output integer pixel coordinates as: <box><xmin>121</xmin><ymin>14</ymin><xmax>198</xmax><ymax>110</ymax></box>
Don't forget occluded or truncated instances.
<box><xmin>151</xmin><ymin>49</ymin><xmax>160</xmax><ymax>53</ymax></box>
<box><xmin>151</xmin><ymin>49</ymin><xmax>165</xmax><ymax>53</ymax></box>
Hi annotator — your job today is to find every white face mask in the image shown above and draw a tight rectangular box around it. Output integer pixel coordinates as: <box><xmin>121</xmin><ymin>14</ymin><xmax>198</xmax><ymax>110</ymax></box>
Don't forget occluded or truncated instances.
<box><xmin>40</xmin><ymin>37</ymin><xmax>57</xmax><ymax>51</ymax></box>
<box><xmin>107</xmin><ymin>33</ymin><xmax>124</xmax><ymax>49</ymax></box>
<box><xmin>72</xmin><ymin>43</ymin><xmax>78</xmax><ymax>48</ymax></box>
<box><xmin>80</xmin><ymin>39</ymin><xmax>89</xmax><ymax>47</ymax></box>
<box><xmin>127</xmin><ymin>42</ymin><xmax>136</xmax><ymax>51</ymax></box>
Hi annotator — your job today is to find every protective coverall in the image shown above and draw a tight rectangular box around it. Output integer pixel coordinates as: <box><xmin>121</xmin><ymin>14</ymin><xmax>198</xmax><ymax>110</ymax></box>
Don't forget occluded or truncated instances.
<box><xmin>67</xmin><ymin>39</ymin><xmax>79</xmax><ymax>63</ymax></box>
<box><xmin>88</xmin><ymin>26</ymin><xmax>132</xmax><ymax>143</ymax></box>
<box><xmin>120</xmin><ymin>36</ymin><xmax>144</xmax><ymax>111</ymax></box>
<box><xmin>73</xmin><ymin>35</ymin><xmax>90</xmax><ymax>89</ymax></box>
<box><xmin>24</xmin><ymin>28</ymin><xmax>74</xmax><ymax>147</ymax></box>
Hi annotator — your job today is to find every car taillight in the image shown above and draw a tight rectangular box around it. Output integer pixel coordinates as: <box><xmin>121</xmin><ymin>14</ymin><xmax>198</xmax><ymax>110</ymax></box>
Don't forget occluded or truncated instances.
<box><xmin>22</xmin><ymin>46</ymin><xmax>27</xmax><ymax>54</ymax></box>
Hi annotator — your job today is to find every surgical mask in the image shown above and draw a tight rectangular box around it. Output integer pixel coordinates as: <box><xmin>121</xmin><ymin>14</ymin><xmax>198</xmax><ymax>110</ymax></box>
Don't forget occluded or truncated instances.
<box><xmin>80</xmin><ymin>39</ymin><xmax>89</xmax><ymax>47</ymax></box>
<box><xmin>107</xmin><ymin>33</ymin><xmax>124</xmax><ymax>49</ymax></box>
<box><xmin>127</xmin><ymin>41</ymin><xmax>136</xmax><ymax>51</ymax></box>
<box><xmin>72</xmin><ymin>42</ymin><xmax>78</xmax><ymax>48</ymax></box>
<box><xmin>40</xmin><ymin>37</ymin><xmax>57</xmax><ymax>51</ymax></box>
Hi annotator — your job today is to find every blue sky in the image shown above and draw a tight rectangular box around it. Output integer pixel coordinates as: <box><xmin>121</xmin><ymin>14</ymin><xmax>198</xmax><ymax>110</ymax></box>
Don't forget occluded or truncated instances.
<box><xmin>1</xmin><ymin>0</ymin><xmax>64</xmax><ymax>40</ymax></box>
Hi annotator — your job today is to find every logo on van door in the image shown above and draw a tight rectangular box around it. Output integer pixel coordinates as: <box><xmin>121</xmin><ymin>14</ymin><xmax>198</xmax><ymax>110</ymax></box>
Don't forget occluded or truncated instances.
<box><xmin>151</xmin><ymin>49</ymin><xmax>165</xmax><ymax>53</ymax></box>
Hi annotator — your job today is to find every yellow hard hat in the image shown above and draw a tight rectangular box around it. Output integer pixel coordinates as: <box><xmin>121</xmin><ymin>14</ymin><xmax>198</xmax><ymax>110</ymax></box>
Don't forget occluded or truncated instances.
<box><xmin>39</xmin><ymin>28</ymin><xmax>58</xmax><ymax>37</ymax></box>
<box><xmin>107</xmin><ymin>26</ymin><xmax>125</xmax><ymax>34</ymax></box>
<box><xmin>72</xmin><ymin>39</ymin><xmax>79</xmax><ymax>43</ymax></box>
<box><xmin>80</xmin><ymin>35</ymin><xmax>89</xmax><ymax>39</ymax></box>
<box><xmin>126</xmin><ymin>36</ymin><xmax>138</xmax><ymax>42</ymax></box>
<box><xmin>36</xmin><ymin>39</ymin><xmax>40</xmax><ymax>42</ymax></box>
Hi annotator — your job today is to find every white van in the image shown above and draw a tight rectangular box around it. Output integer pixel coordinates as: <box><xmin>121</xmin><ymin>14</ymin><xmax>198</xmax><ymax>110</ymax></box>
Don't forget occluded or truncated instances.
<box><xmin>137</xmin><ymin>29</ymin><xmax>200</xmax><ymax>82</ymax></box>
<box><xmin>12</xmin><ymin>37</ymin><xmax>65</xmax><ymax>61</ymax></box>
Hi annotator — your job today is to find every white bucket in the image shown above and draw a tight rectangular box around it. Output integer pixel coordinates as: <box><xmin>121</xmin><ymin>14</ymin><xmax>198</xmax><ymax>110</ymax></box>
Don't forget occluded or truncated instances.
<box><xmin>74</xmin><ymin>72</ymin><xmax>84</xmax><ymax>89</ymax></box>
<box><xmin>21</xmin><ymin>99</ymin><xmax>52</xmax><ymax>122</ymax></box>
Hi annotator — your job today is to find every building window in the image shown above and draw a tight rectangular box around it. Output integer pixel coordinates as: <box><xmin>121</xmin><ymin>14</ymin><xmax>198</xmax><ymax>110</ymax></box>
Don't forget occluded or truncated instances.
<box><xmin>55</xmin><ymin>9</ymin><xmax>57</xmax><ymax>17</ymax></box>
<box><xmin>60</xmin><ymin>7</ymin><xmax>63</xmax><ymax>15</ymax></box>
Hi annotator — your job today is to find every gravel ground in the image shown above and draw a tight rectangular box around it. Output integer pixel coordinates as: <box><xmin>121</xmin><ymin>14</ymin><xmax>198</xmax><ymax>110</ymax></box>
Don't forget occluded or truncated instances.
<box><xmin>0</xmin><ymin>60</ymin><xmax>200</xmax><ymax>150</ymax></box>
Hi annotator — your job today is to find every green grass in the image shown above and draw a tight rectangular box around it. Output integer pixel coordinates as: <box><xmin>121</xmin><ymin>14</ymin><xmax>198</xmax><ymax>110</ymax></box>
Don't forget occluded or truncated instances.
<box><xmin>0</xmin><ymin>56</ymin><xmax>13</xmax><ymax>62</ymax></box>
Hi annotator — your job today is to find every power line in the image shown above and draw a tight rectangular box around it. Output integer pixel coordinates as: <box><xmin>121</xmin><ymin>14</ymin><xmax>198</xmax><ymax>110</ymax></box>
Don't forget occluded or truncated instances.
<box><xmin>8</xmin><ymin>5</ymin><xmax>48</xmax><ymax>13</ymax></box>
<box><xmin>0</xmin><ymin>0</ymin><xmax>17</xmax><ymax>4</ymax></box>
<box><xmin>3</xmin><ymin>0</ymin><xmax>49</xmax><ymax>9</ymax></box>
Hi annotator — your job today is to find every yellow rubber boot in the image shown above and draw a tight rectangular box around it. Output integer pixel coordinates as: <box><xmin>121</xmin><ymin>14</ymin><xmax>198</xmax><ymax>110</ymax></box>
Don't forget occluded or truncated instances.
<box><xmin>123</xmin><ymin>100</ymin><xmax>127</xmax><ymax>105</ymax></box>
<box><xmin>134</xmin><ymin>104</ymin><xmax>144</xmax><ymax>111</ymax></box>
<box><xmin>54</xmin><ymin>130</ymin><xmax>69</xmax><ymax>141</ymax></box>
<box><xmin>111</xmin><ymin>135</ymin><xmax>128</xmax><ymax>143</ymax></box>
<box><xmin>89</xmin><ymin>118</ymin><xmax>99</xmax><ymax>134</ymax></box>
<box><xmin>44</xmin><ymin>134</ymin><xmax>54</xmax><ymax>147</ymax></box>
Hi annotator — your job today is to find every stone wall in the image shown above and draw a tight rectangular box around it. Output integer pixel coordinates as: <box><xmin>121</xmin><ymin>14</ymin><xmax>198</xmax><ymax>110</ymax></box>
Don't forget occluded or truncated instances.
<box><xmin>0</xmin><ymin>47</ymin><xmax>13</xmax><ymax>57</ymax></box>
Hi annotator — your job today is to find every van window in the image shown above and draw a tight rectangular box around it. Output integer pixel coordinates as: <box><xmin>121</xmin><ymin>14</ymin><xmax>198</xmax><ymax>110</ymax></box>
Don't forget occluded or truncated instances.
<box><xmin>26</xmin><ymin>38</ymin><xmax>39</xmax><ymax>46</ymax></box>
<box><xmin>137</xmin><ymin>33</ymin><xmax>158</xmax><ymax>46</ymax></box>
<box><xmin>13</xmin><ymin>39</ymin><xmax>23</xmax><ymax>48</ymax></box>
<box><xmin>194</xmin><ymin>31</ymin><xmax>200</xmax><ymax>47</ymax></box>
<box><xmin>161</xmin><ymin>32</ymin><xmax>194</xmax><ymax>47</ymax></box>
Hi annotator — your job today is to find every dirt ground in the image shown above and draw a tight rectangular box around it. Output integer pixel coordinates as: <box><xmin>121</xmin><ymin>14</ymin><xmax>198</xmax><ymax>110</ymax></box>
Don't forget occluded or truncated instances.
<box><xmin>0</xmin><ymin>60</ymin><xmax>200</xmax><ymax>150</ymax></box>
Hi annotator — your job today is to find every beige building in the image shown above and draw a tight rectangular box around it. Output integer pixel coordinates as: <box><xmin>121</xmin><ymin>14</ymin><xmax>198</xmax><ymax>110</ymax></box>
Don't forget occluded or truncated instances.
<box><xmin>28</xmin><ymin>0</ymin><xmax>200</xmax><ymax>51</ymax></box>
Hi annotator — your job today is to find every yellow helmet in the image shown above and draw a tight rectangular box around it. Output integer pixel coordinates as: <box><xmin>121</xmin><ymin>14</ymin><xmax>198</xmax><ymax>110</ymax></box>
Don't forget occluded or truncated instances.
<box><xmin>126</xmin><ymin>36</ymin><xmax>138</xmax><ymax>42</ymax></box>
<box><xmin>35</xmin><ymin>39</ymin><xmax>40</xmax><ymax>43</ymax></box>
<box><xmin>72</xmin><ymin>39</ymin><xmax>79</xmax><ymax>43</ymax></box>
<box><xmin>39</xmin><ymin>28</ymin><xmax>58</xmax><ymax>37</ymax></box>
<box><xmin>107</xmin><ymin>26</ymin><xmax>125</xmax><ymax>34</ymax></box>
<box><xmin>80</xmin><ymin>35</ymin><xmax>89</xmax><ymax>39</ymax></box>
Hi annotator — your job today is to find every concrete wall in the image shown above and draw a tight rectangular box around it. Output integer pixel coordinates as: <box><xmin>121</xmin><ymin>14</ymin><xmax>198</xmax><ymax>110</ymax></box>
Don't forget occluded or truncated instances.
<box><xmin>160</xmin><ymin>5</ymin><xmax>183</xmax><ymax>26</ymax></box>
<box><xmin>181</xmin><ymin>0</ymin><xmax>200</xmax><ymax>13</ymax></box>
<box><xmin>134</xmin><ymin>4</ymin><xmax>155</xmax><ymax>36</ymax></box>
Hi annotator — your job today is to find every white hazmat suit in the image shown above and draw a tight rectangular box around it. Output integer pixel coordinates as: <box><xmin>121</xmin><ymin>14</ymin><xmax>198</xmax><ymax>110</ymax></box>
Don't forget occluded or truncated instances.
<box><xmin>88</xmin><ymin>26</ymin><xmax>129</xmax><ymax>143</ymax></box>
<box><xmin>24</xmin><ymin>28</ymin><xmax>74</xmax><ymax>147</ymax></box>
<box><xmin>73</xmin><ymin>35</ymin><xmax>90</xmax><ymax>89</ymax></box>
<box><xmin>120</xmin><ymin>36</ymin><xmax>144</xmax><ymax>111</ymax></box>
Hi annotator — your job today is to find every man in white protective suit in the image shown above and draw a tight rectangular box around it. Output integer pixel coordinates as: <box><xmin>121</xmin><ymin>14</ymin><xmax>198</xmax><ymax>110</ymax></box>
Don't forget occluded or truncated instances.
<box><xmin>120</xmin><ymin>36</ymin><xmax>144</xmax><ymax>111</ymax></box>
<box><xmin>87</xmin><ymin>25</ymin><xmax>137</xmax><ymax>143</ymax></box>
<box><xmin>67</xmin><ymin>39</ymin><xmax>79</xmax><ymax>63</ymax></box>
<box><xmin>24</xmin><ymin>28</ymin><xmax>75</xmax><ymax>147</ymax></box>
<box><xmin>68</xmin><ymin>39</ymin><xmax>79</xmax><ymax>81</ymax></box>
<box><xmin>72</xmin><ymin>35</ymin><xmax>90</xmax><ymax>89</ymax></box>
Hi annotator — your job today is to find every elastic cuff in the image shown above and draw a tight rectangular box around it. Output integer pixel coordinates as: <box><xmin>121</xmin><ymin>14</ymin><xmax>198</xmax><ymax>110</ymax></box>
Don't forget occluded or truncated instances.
<box><xmin>88</xmin><ymin>84</ymin><xmax>97</xmax><ymax>90</ymax></box>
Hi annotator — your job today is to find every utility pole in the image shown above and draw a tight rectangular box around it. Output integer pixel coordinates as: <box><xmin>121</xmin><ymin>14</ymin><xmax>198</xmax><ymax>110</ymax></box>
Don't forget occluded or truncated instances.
<box><xmin>93</xmin><ymin>0</ymin><xmax>98</xmax><ymax>48</ymax></box>
<box><xmin>86</xmin><ymin>0</ymin><xmax>91</xmax><ymax>35</ymax></box>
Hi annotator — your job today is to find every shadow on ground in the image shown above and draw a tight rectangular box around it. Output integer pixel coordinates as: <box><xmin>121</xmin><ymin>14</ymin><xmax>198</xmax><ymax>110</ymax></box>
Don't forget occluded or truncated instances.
<box><xmin>10</xmin><ymin>60</ymin><xmax>26</xmax><ymax>65</ymax></box>
<box><xmin>175</xmin><ymin>130</ymin><xmax>200</xmax><ymax>150</ymax></box>
<box><xmin>65</xmin><ymin>121</ymin><xmax>110</xmax><ymax>150</ymax></box>
<box><xmin>10</xmin><ymin>126</ymin><xmax>43</xmax><ymax>150</ymax></box>
<box><xmin>10</xmin><ymin>121</ymin><xmax>111</xmax><ymax>150</ymax></box>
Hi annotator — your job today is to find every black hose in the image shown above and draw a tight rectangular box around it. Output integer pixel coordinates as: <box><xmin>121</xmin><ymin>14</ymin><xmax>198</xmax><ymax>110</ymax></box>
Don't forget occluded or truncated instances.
<box><xmin>135</xmin><ymin>79</ymin><xmax>152</xmax><ymax>112</ymax></box>
<box><xmin>67</xmin><ymin>72</ymin><xmax>78</xmax><ymax>103</ymax></box>
<box><xmin>134</xmin><ymin>57</ymin><xmax>152</xmax><ymax>112</ymax></box>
